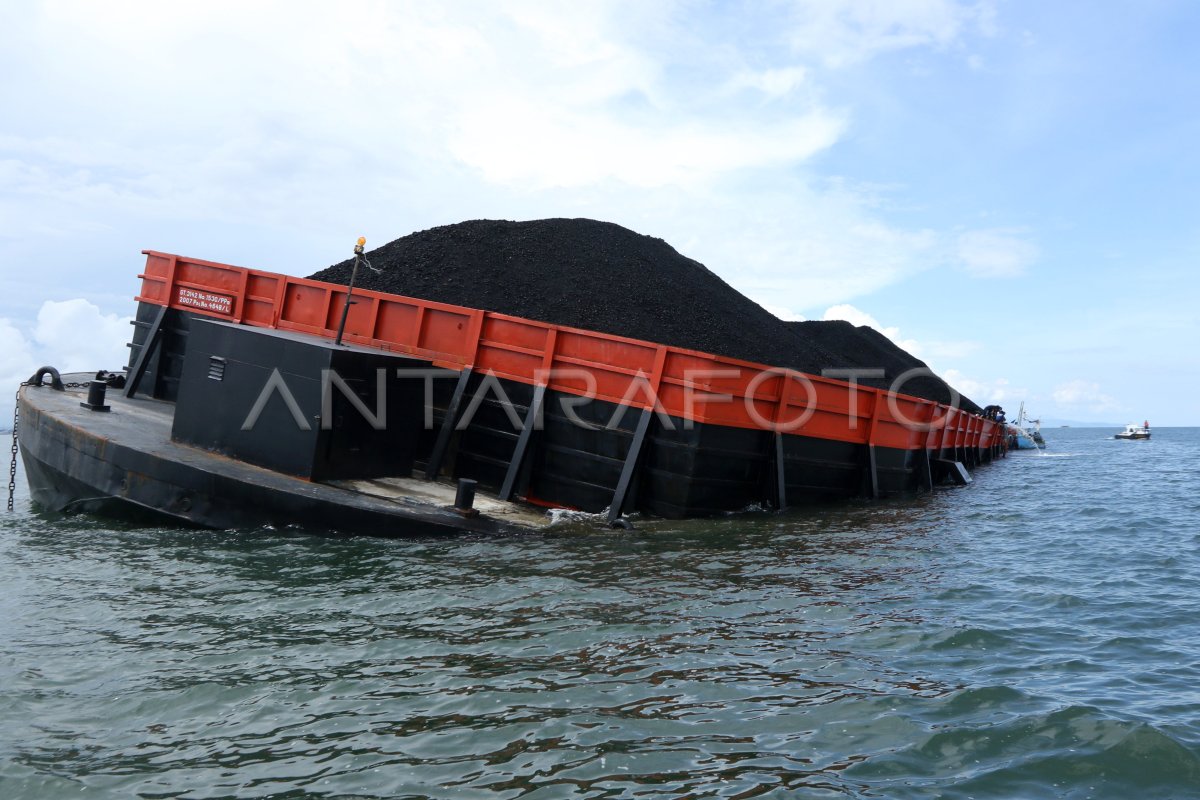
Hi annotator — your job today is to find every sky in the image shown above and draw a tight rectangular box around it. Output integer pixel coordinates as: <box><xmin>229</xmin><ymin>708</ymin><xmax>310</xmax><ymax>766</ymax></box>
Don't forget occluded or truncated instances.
<box><xmin>2</xmin><ymin>0</ymin><xmax>1198</xmax><ymax>426</ymax></box>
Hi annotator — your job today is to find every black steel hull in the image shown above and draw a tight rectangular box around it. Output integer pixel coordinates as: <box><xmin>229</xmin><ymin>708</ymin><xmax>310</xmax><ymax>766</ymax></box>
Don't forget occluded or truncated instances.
<box><xmin>17</xmin><ymin>380</ymin><xmax>540</xmax><ymax>536</ymax></box>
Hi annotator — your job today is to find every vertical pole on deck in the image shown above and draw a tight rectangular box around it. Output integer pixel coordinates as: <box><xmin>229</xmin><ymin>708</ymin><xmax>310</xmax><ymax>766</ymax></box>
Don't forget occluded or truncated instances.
<box><xmin>334</xmin><ymin>259</ymin><xmax>360</xmax><ymax>347</ymax></box>
<box><xmin>335</xmin><ymin>238</ymin><xmax>368</xmax><ymax>347</ymax></box>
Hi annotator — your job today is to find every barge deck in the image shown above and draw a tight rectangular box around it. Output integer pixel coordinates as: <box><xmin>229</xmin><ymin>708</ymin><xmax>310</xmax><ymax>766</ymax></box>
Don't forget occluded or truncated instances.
<box><xmin>18</xmin><ymin>373</ymin><xmax>553</xmax><ymax>535</ymax></box>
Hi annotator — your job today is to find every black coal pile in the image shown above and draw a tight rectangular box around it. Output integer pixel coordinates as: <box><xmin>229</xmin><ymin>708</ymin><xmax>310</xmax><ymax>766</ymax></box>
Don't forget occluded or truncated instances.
<box><xmin>309</xmin><ymin>218</ymin><xmax>976</xmax><ymax>412</ymax></box>
<box><xmin>311</xmin><ymin>218</ymin><xmax>840</xmax><ymax>373</ymax></box>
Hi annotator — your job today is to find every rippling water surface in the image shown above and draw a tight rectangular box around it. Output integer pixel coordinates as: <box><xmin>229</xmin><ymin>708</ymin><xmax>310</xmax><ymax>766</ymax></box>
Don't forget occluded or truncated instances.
<box><xmin>3</xmin><ymin>428</ymin><xmax>1199</xmax><ymax>798</ymax></box>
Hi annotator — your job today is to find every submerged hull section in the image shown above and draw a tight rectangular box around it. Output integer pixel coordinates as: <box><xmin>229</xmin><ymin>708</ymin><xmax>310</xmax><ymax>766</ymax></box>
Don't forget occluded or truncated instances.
<box><xmin>14</xmin><ymin>249</ymin><xmax>1008</xmax><ymax>534</ymax></box>
<box><xmin>19</xmin><ymin>367</ymin><xmax>987</xmax><ymax>535</ymax></box>
<box><xmin>418</xmin><ymin>371</ymin><xmax>934</xmax><ymax>518</ymax></box>
<box><xmin>122</xmin><ymin>299</ymin><xmax>1005</xmax><ymax>523</ymax></box>
<box><xmin>1009</xmin><ymin>431</ymin><xmax>1042</xmax><ymax>450</ymax></box>
<box><xmin>17</xmin><ymin>379</ymin><xmax>550</xmax><ymax>536</ymax></box>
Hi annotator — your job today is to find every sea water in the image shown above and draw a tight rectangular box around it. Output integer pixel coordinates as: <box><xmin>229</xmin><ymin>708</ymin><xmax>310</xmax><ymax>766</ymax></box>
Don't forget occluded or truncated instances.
<box><xmin>1</xmin><ymin>428</ymin><xmax>1198</xmax><ymax>799</ymax></box>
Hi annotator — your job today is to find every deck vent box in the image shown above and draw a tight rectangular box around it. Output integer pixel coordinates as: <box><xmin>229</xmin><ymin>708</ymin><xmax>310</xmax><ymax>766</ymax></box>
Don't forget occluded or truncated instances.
<box><xmin>172</xmin><ymin>318</ymin><xmax>436</xmax><ymax>481</ymax></box>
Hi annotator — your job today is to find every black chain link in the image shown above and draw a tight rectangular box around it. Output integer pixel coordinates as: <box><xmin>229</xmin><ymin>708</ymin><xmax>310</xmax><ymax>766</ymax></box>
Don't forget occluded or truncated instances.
<box><xmin>7</xmin><ymin>379</ymin><xmax>90</xmax><ymax>512</ymax></box>
<box><xmin>9</xmin><ymin>384</ymin><xmax>23</xmax><ymax>512</ymax></box>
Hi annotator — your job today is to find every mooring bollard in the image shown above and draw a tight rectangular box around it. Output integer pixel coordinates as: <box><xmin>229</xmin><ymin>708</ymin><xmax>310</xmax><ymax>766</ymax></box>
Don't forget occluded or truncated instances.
<box><xmin>454</xmin><ymin>478</ymin><xmax>478</xmax><ymax>516</ymax></box>
<box><xmin>81</xmin><ymin>380</ymin><xmax>111</xmax><ymax>412</ymax></box>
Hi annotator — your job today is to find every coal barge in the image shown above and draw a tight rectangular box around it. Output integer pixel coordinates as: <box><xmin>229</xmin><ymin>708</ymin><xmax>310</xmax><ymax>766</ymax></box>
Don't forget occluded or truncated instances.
<box><xmin>15</xmin><ymin>224</ymin><xmax>1007</xmax><ymax>534</ymax></box>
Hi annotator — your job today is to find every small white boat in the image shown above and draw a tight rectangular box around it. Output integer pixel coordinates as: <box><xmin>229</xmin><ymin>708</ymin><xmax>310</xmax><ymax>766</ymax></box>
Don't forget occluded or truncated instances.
<box><xmin>1115</xmin><ymin>421</ymin><xmax>1151</xmax><ymax>440</ymax></box>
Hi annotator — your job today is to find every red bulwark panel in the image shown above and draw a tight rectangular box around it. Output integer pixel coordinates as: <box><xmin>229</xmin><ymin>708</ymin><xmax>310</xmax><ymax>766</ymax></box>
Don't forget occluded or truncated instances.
<box><xmin>137</xmin><ymin>250</ymin><xmax>1004</xmax><ymax>452</ymax></box>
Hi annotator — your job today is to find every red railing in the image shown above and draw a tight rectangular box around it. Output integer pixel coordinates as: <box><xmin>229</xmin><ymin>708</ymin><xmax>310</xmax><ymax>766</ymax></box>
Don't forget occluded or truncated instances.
<box><xmin>137</xmin><ymin>250</ymin><xmax>1004</xmax><ymax>453</ymax></box>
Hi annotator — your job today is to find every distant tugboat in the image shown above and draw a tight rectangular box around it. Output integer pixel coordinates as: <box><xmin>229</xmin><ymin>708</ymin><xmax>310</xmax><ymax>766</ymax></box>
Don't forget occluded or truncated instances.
<box><xmin>1115</xmin><ymin>421</ymin><xmax>1151</xmax><ymax>440</ymax></box>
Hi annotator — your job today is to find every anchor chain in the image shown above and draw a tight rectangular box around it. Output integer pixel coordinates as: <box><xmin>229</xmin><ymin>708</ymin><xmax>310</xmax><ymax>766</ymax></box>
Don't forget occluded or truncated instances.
<box><xmin>8</xmin><ymin>377</ymin><xmax>92</xmax><ymax>512</ymax></box>
<box><xmin>8</xmin><ymin>384</ymin><xmax>24</xmax><ymax>512</ymax></box>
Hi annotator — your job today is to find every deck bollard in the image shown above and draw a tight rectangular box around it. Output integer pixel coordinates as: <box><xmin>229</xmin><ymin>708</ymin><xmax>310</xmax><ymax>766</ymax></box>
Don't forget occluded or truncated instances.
<box><xmin>81</xmin><ymin>380</ymin><xmax>111</xmax><ymax>412</ymax></box>
<box><xmin>454</xmin><ymin>478</ymin><xmax>478</xmax><ymax>516</ymax></box>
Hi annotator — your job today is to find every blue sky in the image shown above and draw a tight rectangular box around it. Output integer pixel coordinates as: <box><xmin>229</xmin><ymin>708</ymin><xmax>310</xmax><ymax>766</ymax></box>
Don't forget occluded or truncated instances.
<box><xmin>2</xmin><ymin>1</ymin><xmax>1197</xmax><ymax>425</ymax></box>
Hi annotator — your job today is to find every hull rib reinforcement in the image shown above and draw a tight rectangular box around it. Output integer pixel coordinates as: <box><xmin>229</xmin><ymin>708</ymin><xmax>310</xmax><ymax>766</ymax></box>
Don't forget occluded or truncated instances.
<box><xmin>125</xmin><ymin>304</ymin><xmax>168</xmax><ymax>398</ymax></box>
<box><xmin>774</xmin><ymin>432</ymin><xmax>788</xmax><ymax>511</ymax></box>
<box><xmin>864</xmin><ymin>444</ymin><xmax>880</xmax><ymax>499</ymax></box>
<box><xmin>424</xmin><ymin>367</ymin><xmax>473</xmax><ymax>480</ymax></box>
<box><xmin>607</xmin><ymin>407</ymin><xmax>652</xmax><ymax>524</ymax></box>
<box><xmin>918</xmin><ymin>447</ymin><xmax>934</xmax><ymax>491</ymax></box>
<box><xmin>499</xmin><ymin>382</ymin><xmax>546</xmax><ymax>502</ymax></box>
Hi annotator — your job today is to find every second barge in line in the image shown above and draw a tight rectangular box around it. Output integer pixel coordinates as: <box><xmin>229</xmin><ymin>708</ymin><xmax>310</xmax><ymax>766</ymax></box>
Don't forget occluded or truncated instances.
<box><xmin>15</xmin><ymin>245</ymin><xmax>1008</xmax><ymax>534</ymax></box>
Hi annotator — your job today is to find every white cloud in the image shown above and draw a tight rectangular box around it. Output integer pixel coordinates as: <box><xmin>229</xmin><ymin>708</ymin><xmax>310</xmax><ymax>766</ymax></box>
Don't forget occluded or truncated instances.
<box><xmin>0</xmin><ymin>1</ymin><xmax>1004</xmax><ymax>329</ymax></box>
<box><xmin>1052</xmin><ymin>379</ymin><xmax>1120</xmax><ymax>413</ymax></box>
<box><xmin>785</xmin><ymin>0</ymin><xmax>995</xmax><ymax>68</ymax></box>
<box><xmin>725</xmin><ymin>66</ymin><xmax>810</xmax><ymax>98</ymax></box>
<box><xmin>0</xmin><ymin>300</ymin><xmax>132</xmax><ymax>423</ymax></box>
<box><xmin>754</xmin><ymin>300</ymin><xmax>805</xmax><ymax>322</ymax></box>
<box><xmin>3</xmin><ymin>2</ymin><xmax>848</xmax><ymax>196</ymax></box>
<box><xmin>956</xmin><ymin>228</ymin><xmax>1039</xmax><ymax>277</ymax></box>
<box><xmin>450</xmin><ymin>107</ymin><xmax>847</xmax><ymax>189</ymax></box>
<box><xmin>700</xmin><ymin>181</ymin><xmax>943</xmax><ymax>311</ymax></box>
<box><xmin>0</xmin><ymin>319</ymin><xmax>35</xmax><ymax>392</ymax></box>
<box><xmin>822</xmin><ymin>304</ymin><xmax>924</xmax><ymax>356</ymax></box>
<box><xmin>33</xmin><ymin>299</ymin><xmax>131</xmax><ymax>372</ymax></box>
<box><xmin>941</xmin><ymin>368</ymin><xmax>1022</xmax><ymax>406</ymax></box>
<box><xmin>820</xmin><ymin>306</ymin><xmax>987</xmax><ymax>400</ymax></box>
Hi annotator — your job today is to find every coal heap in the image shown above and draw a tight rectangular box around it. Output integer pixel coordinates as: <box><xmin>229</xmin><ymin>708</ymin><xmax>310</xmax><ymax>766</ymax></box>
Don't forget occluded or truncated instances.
<box><xmin>309</xmin><ymin>218</ymin><xmax>977</xmax><ymax>412</ymax></box>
